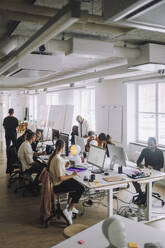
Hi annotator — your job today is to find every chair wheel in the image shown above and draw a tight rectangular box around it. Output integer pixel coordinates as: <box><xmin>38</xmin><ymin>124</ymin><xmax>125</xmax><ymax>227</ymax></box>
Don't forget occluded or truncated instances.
<box><xmin>162</xmin><ymin>201</ymin><xmax>165</xmax><ymax>207</ymax></box>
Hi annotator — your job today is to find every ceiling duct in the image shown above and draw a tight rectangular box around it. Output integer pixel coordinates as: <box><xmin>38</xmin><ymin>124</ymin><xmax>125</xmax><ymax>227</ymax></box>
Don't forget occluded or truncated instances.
<box><xmin>103</xmin><ymin>0</ymin><xmax>165</xmax><ymax>32</ymax></box>
<box><xmin>3</xmin><ymin>54</ymin><xmax>64</xmax><ymax>78</ymax></box>
<box><xmin>128</xmin><ymin>43</ymin><xmax>165</xmax><ymax>71</ymax></box>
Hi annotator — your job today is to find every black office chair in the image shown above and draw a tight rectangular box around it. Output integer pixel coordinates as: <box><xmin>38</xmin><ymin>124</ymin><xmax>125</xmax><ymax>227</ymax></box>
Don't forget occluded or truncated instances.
<box><xmin>7</xmin><ymin>145</ymin><xmax>21</xmax><ymax>188</ymax></box>
<box><xmin>43</xmin><ymin>193</ymin><xmax>71</xmax><ymax>228</ymax></box>
<box><xmin>14</xmin><ymin>162</ymin><xmax>39</xmax><ymax>197</ymax></box>
<box><xmin>152</xmin><ymin>192</ymin><xmax>165</xmax><ymax>206</ymax></box>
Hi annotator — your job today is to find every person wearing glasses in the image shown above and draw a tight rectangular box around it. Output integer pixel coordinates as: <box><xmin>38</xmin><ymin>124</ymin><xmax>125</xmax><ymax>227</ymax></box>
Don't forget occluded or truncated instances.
<box><xmin>133</xmin><ymin>137</ymin><xmax>164</xmax><ymax>204</ymax></box>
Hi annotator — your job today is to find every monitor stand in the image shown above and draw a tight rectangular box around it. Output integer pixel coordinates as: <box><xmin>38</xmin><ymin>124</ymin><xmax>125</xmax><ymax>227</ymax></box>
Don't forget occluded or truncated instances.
<box><xmin>91</xmin><ymin>168</ymin><xmax>104</xmax><ymax>174</ymax></box>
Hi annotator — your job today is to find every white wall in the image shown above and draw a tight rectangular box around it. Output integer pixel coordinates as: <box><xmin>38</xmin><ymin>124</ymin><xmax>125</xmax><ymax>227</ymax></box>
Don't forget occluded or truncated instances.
<box><xmin>95</xmin><ymin>79</ymin><xmax>137</xmax><ymax>156</ymax></box>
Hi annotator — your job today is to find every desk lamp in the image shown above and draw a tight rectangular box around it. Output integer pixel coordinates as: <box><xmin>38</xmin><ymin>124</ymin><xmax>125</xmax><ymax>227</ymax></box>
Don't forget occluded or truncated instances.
<box><xmin>70</xmin><ymin>145</ymin><xmax>81</xmax><ymax>165</ymax></box>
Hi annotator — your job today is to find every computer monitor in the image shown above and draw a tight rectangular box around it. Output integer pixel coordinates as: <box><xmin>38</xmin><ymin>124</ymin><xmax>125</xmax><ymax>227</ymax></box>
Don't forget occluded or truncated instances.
<box><xmin>107</xmin><ymin>144</ymin><xmax>126</xmax><ymax>170</ymax></box>
<box><xmin>74</xmin><ymin>135</ymin><xmax>85</xmax><ymax>153</ymax></box>
<box><xmin>87</xmin><ymin>145</ymin><xmax>106</xmax><ymax>173</ymax></box>
<box><xmin>52</xmin><ymin>129</ymin><xmax>59</xmax><ymax>144</ymax></box>
<box><xmin>59</xmin><ymin>132</ymin><xmax>69</xmax><ymax>156</ymax></box>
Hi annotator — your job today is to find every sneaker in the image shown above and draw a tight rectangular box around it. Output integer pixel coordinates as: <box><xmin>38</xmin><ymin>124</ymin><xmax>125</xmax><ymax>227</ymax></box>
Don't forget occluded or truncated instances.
<box><xmin>63</xmin><ymin>208</ymin><xmax>72</xmax><ymax>225</ymax></box>
<box><xmin>66</xmin><ymin>204</ymin><xmax>79</xmax><ymax>214</ymax></box>
<box><xmin>72</xmin><ymin>207</ymin><xmax>79</xmax><ymax>214</ymax></box>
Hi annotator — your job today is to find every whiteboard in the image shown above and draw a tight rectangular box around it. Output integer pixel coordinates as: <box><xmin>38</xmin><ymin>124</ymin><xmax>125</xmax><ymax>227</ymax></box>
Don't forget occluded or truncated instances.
<box><xmin>108</xmin><ymin>105</ymin><xmax>123</xmax><ymax>143</ymax></box>
<box><xmin>63</xmin><ymin>105</ymin><xmax>74</xmax><ymax>133</ymax></box>
<box><xmin>37</xmin><ymin>105</ymin><xmax>48</xmax><ymax>128</ymax></box>
<box><xmin>47</xmin><ymin>105</ymin><xmax>74</xmax><ymax>134</ymax></box>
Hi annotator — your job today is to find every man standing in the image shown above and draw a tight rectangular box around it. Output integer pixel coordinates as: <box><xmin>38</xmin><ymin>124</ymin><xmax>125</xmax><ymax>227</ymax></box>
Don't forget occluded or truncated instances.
<box><xmin>76</xmin><ymin>115</ymin><xmax>89</xmax><ymax>138</ymax></box>
<box><xmin>3</xmin><ymin>108</ymin><xmax>18</xmax><ymax>153</ymax></box>
<box><xmin>133</xmin><ymin>137</ymin><xmax>164</xmax><ymax>204</ymax></box>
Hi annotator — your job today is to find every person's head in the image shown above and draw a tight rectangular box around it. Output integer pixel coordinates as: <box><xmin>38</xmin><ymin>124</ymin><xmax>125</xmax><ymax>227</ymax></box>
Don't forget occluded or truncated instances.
<box><xmin>76</xmin><ymin>115</ymin><xmax>83</xmax><ymax>124</ymax></box>
<box><xmin>107</xmin><ymin>134</ymin><xmax>112</xmax><ymax>143</ymax></box>
<box><xmin>24</xmin><ymin>129</ymin><xmax>33</xmax><ymax>139</ymax></box>
<box><xmin>88</xmin><ymin>130</ymin><xmax>95</xmax><ymax>137</ymax></box>
<box><xmin>48</xmin><ymin>139</ymin><xmax>65</xmax><ymax>169</ymax></box>
<box><xmin>8</xmin><ymin>108</ymin><xmax>14</xmax><ymax>116</ymax></box>
<box><xmin>35</xmin><ymin>130</ymin><xmax>41</xmax><ymax>141</ymax></box>
<box><xmin>98</xmin><ymin>133</ymin><xmax>107</xmax><ymax>147</ymax></box>
<box><xmin>26</xmin><ymin>132</ymin><xmax>36</xmax><ymax>144</ymax></box>
<box><xmin>147</xmin><ymin>137</ymin><xmax>157</xmax><ymax>151</ymax></box>
<box><xmin>55</xmin><ymin>139</ymin><xmax>65</xmax><ymax>154</ymax></box>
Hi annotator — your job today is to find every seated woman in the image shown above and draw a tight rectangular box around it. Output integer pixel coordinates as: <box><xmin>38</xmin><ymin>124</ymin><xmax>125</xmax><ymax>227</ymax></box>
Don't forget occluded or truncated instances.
<box><xmin>48</xmin><ymin>139</ymin><xmax>84</xmax><ymax>225</ymax></box>
<box><xmin>85</xmin><ymin>130</ymin><xmax>98</xmax><ymax>152</ymax></box>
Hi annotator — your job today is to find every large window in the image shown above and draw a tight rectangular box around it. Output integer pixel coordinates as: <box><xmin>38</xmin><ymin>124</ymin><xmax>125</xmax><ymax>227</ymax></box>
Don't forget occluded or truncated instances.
<box><xmin>137</xmin><ymin>83</ymin><xmax>165</xmax><ymax>146</ymax></box>
<box><xmin>46</xmin><ymin>93</ymin><xmax>59</xmax><ymax>105</ymax></box>
<box><xmin>73</xmin><ymin>88</ymin><xmax>95</xmax><ymax>131</ymax></box>
<box><xmin>29</xmin><ymin>95</ymin><xmax>37</xmax><ymax>121</ymax></box>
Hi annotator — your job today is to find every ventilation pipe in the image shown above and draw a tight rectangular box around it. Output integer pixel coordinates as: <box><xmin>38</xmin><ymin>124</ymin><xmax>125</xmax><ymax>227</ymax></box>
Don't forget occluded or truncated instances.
<box><xmin>0</xmin><ymin>1</ymin><xmax>80</xmax><ymax>75</ymax></box>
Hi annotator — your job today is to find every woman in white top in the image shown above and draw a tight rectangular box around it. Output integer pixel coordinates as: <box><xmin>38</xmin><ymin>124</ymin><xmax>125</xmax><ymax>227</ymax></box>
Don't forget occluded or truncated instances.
<box><xmin>48</xmin><ymin>139</ymin><xmax>84</xmax><ymax>225</ymax></box>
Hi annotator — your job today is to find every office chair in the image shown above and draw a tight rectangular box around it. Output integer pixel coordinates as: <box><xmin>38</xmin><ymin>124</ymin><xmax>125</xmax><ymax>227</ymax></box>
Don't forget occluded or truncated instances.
<box><xmin>43</xmin><ymin>193</ymin><xmax>73</xmax><ymax>228</ymax></box>
<box><xmin>14</xmin><ymin>162</ymin><xmax>39</xmax><ymax>197</ymax></box>
<box><xmin>152</xmin><ymin>192</ymin><xmax>165</xmax><ymax>206</ymax></box>
<box><xmin>7</xmin><ymin>145</ymin><xmax>21</xmax><ymax>188</ymax></box>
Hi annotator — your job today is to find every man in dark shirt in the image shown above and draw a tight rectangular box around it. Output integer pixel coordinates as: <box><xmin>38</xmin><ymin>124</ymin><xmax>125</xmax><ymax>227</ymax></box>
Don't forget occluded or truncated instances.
<box><xmin>3</xmin><ymin>108</ymin><xmax>18</xmax><ymax>153</ymax></box>
<box><xmin>133</xmin><ymin>137</ymin><xmax>164</xmax><ymax>203</ymax></box>
<box><xmin>16</xmin><ymin>129</ymin><xmax>33</xmax><ymax>151</ymax></box>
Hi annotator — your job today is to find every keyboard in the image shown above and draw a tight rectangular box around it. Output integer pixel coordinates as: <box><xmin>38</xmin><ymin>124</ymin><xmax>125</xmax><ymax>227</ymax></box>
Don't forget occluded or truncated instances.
<box><xmin>127</xmin><ymin>171</ymin><xmax>149</xmax><ymax>179</ymax></box>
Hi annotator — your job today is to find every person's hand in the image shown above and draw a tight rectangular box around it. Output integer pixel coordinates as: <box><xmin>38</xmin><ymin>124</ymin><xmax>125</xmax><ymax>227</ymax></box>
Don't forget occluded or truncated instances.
<box><xmin>72</xmin><ymin>171</ymin><xmax>78</xmax><ymax>176</ymax></box>
<box><xmin>147</xmin><ymin>165</ymin><xmax>153</xmax><ymax>170</ymax></box>
<box><xmin>65</xmin><ymin>161</ymin><xmax>70</xmax><ymax>168</ymax></box>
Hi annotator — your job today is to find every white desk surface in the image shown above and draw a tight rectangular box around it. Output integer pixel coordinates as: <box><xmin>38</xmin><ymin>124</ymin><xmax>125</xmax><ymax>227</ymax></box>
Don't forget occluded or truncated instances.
<box><xmin>68</xmin><ymin>161</ymin><xmax>165</xmax><ymax>190</ymax></box>
<box><xmin>51</xmin><ymin>215</ymin><xmax>165</xmax><ymax>248</ymax></box>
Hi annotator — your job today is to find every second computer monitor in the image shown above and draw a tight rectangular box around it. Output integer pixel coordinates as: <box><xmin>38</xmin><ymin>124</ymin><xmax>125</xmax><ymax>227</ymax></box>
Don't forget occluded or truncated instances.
<box><xmin>107</xmin><ymin>144</ymin><xmax>126</xmax><ymax>170</ymax></box>
<box><xmin>52</xmin><ymin>129</ymin><xmax>59</xmax><ymax>143</ymax></box>
<box><xmin>87</xmin><ymin>145</ymin><xmax>106</xmax><ymax>173</ymax></box>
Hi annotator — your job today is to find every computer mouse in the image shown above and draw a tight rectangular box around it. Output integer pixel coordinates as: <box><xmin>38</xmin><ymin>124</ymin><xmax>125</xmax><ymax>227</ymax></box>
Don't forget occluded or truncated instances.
<box><xmin>83</xmin><ymin>176</ymin><xmax>88</xmax><ymax>181</ymax></box>
<box><xmin>104</xmin><ymin>172</ymin><xmax>109</xmax><ymax>176</ymax></box>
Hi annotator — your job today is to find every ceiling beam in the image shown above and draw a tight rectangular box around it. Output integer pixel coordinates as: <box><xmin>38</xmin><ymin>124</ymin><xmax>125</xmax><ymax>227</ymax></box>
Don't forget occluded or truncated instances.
<box><xmin>0</xmin><ymin>9</ymin><xmax>49</xmax><ymax>24</ymax></box>
<box><xmin>0</xmin><ymin>1</ymin><xmax>58</xmax><ymax>17</ymax></box>
<box><xmin>0</xmin><ymin>1</ymin><xmax>80</xmax><ymax>75</ymax></box>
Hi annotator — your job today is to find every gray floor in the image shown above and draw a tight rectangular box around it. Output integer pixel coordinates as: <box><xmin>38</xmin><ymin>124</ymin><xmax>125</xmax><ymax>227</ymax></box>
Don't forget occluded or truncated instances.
<box><xmin>0</xmin><ymin>151</ymin><xmax>165</xmax><ymax>248</ymax></box>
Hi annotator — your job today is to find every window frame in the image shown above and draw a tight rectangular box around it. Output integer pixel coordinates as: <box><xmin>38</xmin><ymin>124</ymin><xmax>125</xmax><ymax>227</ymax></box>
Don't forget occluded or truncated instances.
<box><xmin>137</xmin><ymin>82</ymin><xmax>165</xmax><ymax>147</ymax></box>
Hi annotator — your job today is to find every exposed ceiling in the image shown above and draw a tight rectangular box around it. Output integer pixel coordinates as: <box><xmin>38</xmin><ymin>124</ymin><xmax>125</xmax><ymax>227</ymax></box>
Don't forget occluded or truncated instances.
<box><xmin>0</xmin><ymin>0</ymin><xmax>165</xmax><ymax>91</ymax></box>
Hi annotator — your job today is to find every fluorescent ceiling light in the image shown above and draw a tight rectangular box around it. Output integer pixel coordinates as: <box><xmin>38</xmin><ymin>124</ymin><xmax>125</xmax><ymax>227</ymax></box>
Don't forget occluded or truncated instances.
<box><xmin>128</xmin><ymin>63</ymin><xmax>165</xmax><ymax>72</ymax></box>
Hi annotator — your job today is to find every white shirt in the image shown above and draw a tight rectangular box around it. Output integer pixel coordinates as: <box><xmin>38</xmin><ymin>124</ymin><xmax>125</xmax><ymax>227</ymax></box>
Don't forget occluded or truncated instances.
<box><xmin>78</xmin><ymin>119</ymin><xmax>89</xmax><ymax>137</ymax></box>
<box><xmin>49</xmin><ymin>154</ymin><xmax>66</xmax><ymax>186</ymax></box>
<box><xmin>18</xmin><ymin>140</ymin><xmax>34</xmax><ymax>171</ymax></box>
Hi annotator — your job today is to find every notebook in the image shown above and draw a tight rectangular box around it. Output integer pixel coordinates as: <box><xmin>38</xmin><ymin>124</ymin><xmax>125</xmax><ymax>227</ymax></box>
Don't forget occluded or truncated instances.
<box><xmin>103</xmin><ymin>176</ymin><xmax>125</xmax><ymax>182</ymax></box>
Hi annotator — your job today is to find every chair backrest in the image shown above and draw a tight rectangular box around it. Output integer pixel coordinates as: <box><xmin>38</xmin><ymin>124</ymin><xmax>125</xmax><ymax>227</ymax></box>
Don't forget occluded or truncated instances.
<box><xmin>7</xmin><ymin>145</ymin><xmax>18</xmax><ymax>164</ymax></box>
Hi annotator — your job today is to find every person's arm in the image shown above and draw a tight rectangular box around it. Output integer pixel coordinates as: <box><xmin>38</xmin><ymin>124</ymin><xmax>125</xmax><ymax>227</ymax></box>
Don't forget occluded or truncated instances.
<box><xmin>24</xmin><ymin>145</ymin><xmax>34</xmax><ymax>165</ymax></box>
<box><xmin>157</xmin><ymin>151</ymin><xmax>164</xmax><ymax>170</ymax></box>
<box><xmin>137</xmin><ymin>149</ymin><xmax>145</xmax><ymax>168</ymax></box>
<box><xmin>59</xmin><ymin>171</ymin><xmax>77</xmax><ymax>182</ymax></box>
<box><xmin>55</xmin><ymin>158</ymin><xmax>77</xmax><ymax>182</ymax></box>
<box><xmin>16</xmin><ymin>118</ymin><xmax>19</xmax><ymax>128</ymax></box>
<box><xmin>3</xmin><ymin>118</ymin><xmax>6</xmax><ymax>129</ymax></box>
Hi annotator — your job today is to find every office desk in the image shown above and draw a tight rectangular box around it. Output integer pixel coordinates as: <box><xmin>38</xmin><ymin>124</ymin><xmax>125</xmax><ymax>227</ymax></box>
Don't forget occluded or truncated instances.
<box><xmin>69</xmin><ymin>163</ymin><xmax>165</xmax><ymax>222</ymax></box>
<box><xmin>51</xmin><ymin>215</ymin><xmax>165</xmax><ymax>248</ymax></box>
